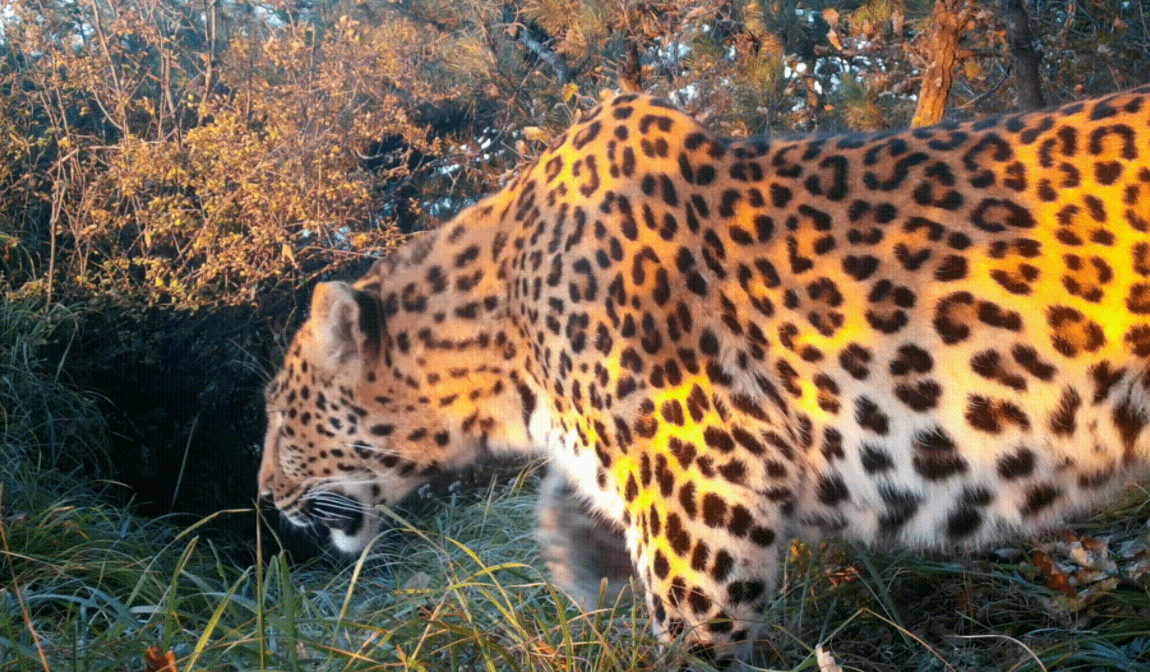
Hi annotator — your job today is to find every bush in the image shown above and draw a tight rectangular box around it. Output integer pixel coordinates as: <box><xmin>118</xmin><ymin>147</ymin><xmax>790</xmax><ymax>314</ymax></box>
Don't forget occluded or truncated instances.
<box><xmin>0</xmin><ymin>0</ymin><xmax>459</xmax><ymax>306</ymax></box>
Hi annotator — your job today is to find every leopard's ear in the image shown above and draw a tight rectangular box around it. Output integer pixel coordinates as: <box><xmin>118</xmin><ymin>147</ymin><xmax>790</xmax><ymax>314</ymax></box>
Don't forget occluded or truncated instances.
<box><xmin>308</xmin><ymin>282</ymin><xmax>384</xmax><ymax>372</ymax></box>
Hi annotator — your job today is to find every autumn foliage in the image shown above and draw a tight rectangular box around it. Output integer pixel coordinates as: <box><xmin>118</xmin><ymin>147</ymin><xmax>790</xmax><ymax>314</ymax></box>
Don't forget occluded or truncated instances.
<box><xmin>1</xmin><ymin>0</ymin><xmax>1148</xmax><ymax>309</ymax></box>
<box><xmin>1</xmin><ymin>0</ymin><xmax>455</xmax><ymax>305</ymax></box>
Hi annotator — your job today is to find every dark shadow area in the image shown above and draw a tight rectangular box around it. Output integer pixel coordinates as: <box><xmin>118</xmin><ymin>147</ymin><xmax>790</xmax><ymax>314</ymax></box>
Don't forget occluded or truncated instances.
<box><xmin>39</xmin><ymin>287</ymin><xmax>525</xmax><ymax>564</ymax></box>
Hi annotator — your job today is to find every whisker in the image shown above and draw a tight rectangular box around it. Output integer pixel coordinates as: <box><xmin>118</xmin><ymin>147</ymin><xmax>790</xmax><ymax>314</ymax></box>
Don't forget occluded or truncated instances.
<box><xmin>304</xmin><ymin>474</ymin><xmax>382</xmax><ymax>489</ymax></box>
<box><xmin>306</xmin><ymin>491</ymin><xmax>368</xmax><ymax>511</ymax></box>
<box><xmin>334</xmin><ymin>439</ymin><xmax>399</xmax><ymax>456</ymax></box>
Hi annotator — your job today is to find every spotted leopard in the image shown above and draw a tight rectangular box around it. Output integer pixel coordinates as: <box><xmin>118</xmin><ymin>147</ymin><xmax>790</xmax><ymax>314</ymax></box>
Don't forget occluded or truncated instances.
<box><xmin>260</xmin><ymin>87</ymin><xmax>1150</xmax><ymax>663</ymax></box>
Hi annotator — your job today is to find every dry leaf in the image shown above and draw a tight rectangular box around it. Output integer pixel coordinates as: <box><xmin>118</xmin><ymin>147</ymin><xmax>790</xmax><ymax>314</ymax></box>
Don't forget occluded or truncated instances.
<box><xmin>143</xmin><ymin>646</ymin><xmax>178</xmax><ymax>672</ymax></box>
<box><xmin>522</xmin><ymin>126</ymin><xmax>548</xmax><ymax>143</ymax></box>
<box><xmin>823</xmin><ymin>9</ymin><xmax>843</xmax><ymax>51</ymax></box>
<box><xmin>827</xmin><ymin>30</ymin><xmax>843</xmax><ymax>52</ymax></box>
<box><xmin>562</xmin><ymin>82</ymin><xmax>579</xmax><ymax>104</ymax></box>
<box><xmin>1034</xmin><ymin>549</ymin><xmax>1075</xmax><ymax>597</ymax></box>
<box><xmin>816</xmin><ymin>645</ymin><xmax>844</xmax><ymax>672</ymax></box>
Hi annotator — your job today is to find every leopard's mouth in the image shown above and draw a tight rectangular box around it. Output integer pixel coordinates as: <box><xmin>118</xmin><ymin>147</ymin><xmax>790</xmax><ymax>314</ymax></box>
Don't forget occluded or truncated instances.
<box><xmin>284</xmin><ymin>485</ymin><xmax>385</xmax><ymax>555</ymax></box>
<box><xmin>297</xmin><ymin>495</ymin><xmax>368</xmax><ymax>537</ymax></box>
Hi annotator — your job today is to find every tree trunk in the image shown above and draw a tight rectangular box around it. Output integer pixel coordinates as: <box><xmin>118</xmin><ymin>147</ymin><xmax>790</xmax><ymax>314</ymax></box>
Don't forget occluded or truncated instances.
<box><xmin>1000</xmin><ymin>0</ymin><xmax>1045</xmax><ymax>109</ymax></box>
<box><xmin>913</xmin><ymin>0</ymin><xmax>970</xmax><ymax>127</ymax></box>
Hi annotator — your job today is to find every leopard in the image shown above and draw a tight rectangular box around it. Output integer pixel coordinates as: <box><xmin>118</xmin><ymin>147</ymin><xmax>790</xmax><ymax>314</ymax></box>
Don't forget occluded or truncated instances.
<box><xmin>534</xmin><ymin>465</ymin><xmax>637</xmax><ymax>609</ymax></box>
<box><xmin>260</xmin><ymin>87</ymin><xmax>1150</xmax><ymax>664</ymax></box>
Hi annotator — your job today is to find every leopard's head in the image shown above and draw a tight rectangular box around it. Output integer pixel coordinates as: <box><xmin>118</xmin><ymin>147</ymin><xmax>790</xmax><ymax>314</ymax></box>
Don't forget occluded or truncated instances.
<box><xmin>259</xmin><ymin>281</ymin><xmax>479</xmax><ymax>553</ymax></box>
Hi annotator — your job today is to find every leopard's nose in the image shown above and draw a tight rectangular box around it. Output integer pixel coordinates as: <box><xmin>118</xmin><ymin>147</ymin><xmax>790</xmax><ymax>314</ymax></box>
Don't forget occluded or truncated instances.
<box><xmin>257</xmin><ymin>432</ymin><xmax>279</xmax><ymax>498</ymax></box>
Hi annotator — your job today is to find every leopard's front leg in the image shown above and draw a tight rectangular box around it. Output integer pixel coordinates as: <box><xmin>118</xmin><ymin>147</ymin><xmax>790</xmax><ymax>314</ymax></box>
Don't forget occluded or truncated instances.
<box><xmin>626</xmin><ymin>462</ymin><xmax>788</xmax><ymax>666</ymax></box>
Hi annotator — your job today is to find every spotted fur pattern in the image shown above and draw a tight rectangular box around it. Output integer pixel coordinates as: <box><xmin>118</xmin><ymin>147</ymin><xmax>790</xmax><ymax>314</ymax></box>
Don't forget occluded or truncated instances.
<box><xmin>261</xmin><ymin>88</ymin><xmax>1150</xmax><ymax>663</ymax></box>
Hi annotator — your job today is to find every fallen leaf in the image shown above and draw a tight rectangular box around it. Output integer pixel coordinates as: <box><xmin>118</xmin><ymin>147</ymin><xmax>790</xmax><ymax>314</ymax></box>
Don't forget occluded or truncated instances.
<box><xmin>144</xmin><ymin>646</ymin><xmax>178</xmax><ymax>672</ymax></box>
<box><xmin>522</xmin><ymin>126</ymin><xmax>548</xmax><ymax>143</ymax></box>
<box><xmin>1034</xmin><ymin>549</ymin><xmax>1075</xmax><ymax>597</ymax></box>
<box><xmin>827</xmin><ymin>29</ymin><xmax>843</xmax><ymax>52</ymax></box>
<box><xmin>816</xmin><ymin>645</ymin><xmax>844</xmax><ymax>672</ymax></box>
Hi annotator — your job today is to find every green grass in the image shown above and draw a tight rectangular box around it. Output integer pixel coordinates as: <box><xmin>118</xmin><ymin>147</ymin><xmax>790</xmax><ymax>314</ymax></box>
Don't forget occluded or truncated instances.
<box><xmin>2</xmin><ymin>295</ymin><xmax>1149</xmax><ymax>671</ymax></box>
<box><xmin>0</xmin><ymin>299</ymin><xmax>110</xmax><ymax>477</ymax></box>
<box><xmin>2</xmin><ymin>458</ymin><xmax>1148</xmax><ymax>671</ymax></box>
<box><xmin>0</xmin><ymin>459</ymin><xmax>685</xmax><ymax>672</ymax></box>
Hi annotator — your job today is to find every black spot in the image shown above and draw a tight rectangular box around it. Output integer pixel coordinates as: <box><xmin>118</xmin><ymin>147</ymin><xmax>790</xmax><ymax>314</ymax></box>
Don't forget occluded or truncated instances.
<box><xmin>821</xmin><ymin>427</ymin><xmax>844</xmax><ymax>461</ymax></box>
<box><xmin>687</xmin><ymin>587</ymin><xmax>712</xmax><ymax>615</ymax></box>
<box><xmin>933</xmin><ymin>291</ymin><xmax>974</xmax><ymax>344</ymax></box>
<box><xmin>666</xmin><ymin>512</ymin><xmax>691</xmax><ymax>556</ymax></box>
<box><xmin>1079</xmin><ymin>467</ymin><xmax>1115</xmax><ymax>490</ymax></box>
<box><xmin>749</xmin><ymin>525</ymin><xmax>775</xmax><ymax>547</ymax></box>
<box><xmin>911</xmin><ymin>426</ymin><xmax>967</xmax><ymax>480</ymax></box>
<box><xmin>946</xmin><ymin>506</ymin><xmax>982</xmax><ymax>540</ymax></box>
<box><xmin>661</xmin><ymin>399</ymin><xmax>685</xmax><ymax>426</ymax></box>
<box><xmin>635</xmin><ymin>414</ymin><xmax>658</xmax><ymax>439</ymax></box>
<box><xmin>624</xmin><ymin>473</ymin><xmax>639</xmax><ymax>502</ymax></box>
<box><xmin>686</xmin><ymin>385</ymin><xmax>710</xmax><ymax>423</ymax></box>
<box><xmin>653</xmin><ymin>548</ymin><xmax>670</xmax><ymax>579</ymax></box>
<box><xmin>1047</xmin><ymin>305</ymin><xmax>1106</xmax><ymax>356</ymax></box>
<box><xmin>711</xmin><ymin>550</ymin><xmax>734</xmax><ymax>582</ymax></box>
<box><xmin>842</xmin><ymin>255</ymin><xmax>880</xmax><ymax>282</ymax></box>
<box><xmin>728</xmin><ymin>505</ymin><xmax>752</xmax><ymax>537</ymax></box>
<box><xmin>1113</xmin><ymin>401</ymin><xmax>1147</xmax><ymax>452</ymax></box>
<box><xmin>978</xmin><ymin>301</ymin><xmax>1022</xmax><ymax>331</ymax></box>
<box><xmin>679</xmin><ymin>482</ymin><xmax>697</xmax><ymax>518</ymax></box>
<box><xmin>971</xmin><ymin>198</ymin><xmax>1036</xmax><ymax>232</ymax></box>
<box><xmin>878</xmin><ymin>486</ymin><xmax>921</xmax><ymax>534</ymax></box>
<box><xmin>702</xmin><ymin>492</ymin><xmax>727</xmax><ymax>527</ymax></box>
<box><xmin>1021</xmin><ymin>484</ymin><xmax>1061</xmax><ymax>517</ymax></box>
<box><xmin>860</xmin><ymin>444</ymin><xmax>894</xmax><ymax>473</ymax></box>
<box><xmin>839</xmin><ymin>343</ymin><xmax>872</xmax><ymax>379</ymax></box>
<box><xmin>718</xmin><ymin>460</ymin><xmax>746</xmax><ymax>484</ymax></box>
<box><xmin>656</xmin><ymin>454</ymin><xmax>675</xmax><ymax>497</ymax></box>
<box><xmin>965</xmin><ymin>394</ymin><xmax>1029</xmax><ymax>433</ymax></box>
<box><xmin>969</xmin><ymin>349</ymin><xmax>1026</xmax><ymax>391</ymax></box>
<box><xmin>895</xmin><ymin>380</ymin><xmax>942</xmax><ymax>411</ymax></box>
<box><xmin>855</xmin><ymin>396</ymin><xmax>890</xmax><ymax>434</ymax></box>
<box><xmin>1127</xmin><ymin>283</ymin><xmax>1150</xmax><ymax>314</ymax></box>
<box><xmin>727</xmin><ymin>580</ymin><xmax>765</xmax><ymax>605</ymax></box>
<box><xmin>816</xmin><ymin>474</ymin><xmax>849</xmax><ymax>505</ymax></box>
<box><xmin>934</xmin><ymin>255</ymin><xmax>968</xmax><ymax>282</ymax></box>
<box><xmin>997</xmin><ymin>447</ymin><xmax>1035</xmax><ymax>480</ymax></box>
<box><xmin>703</xmin><ymin>426</ymin><xmax>736</xmax><ymax>453</ymax></box>
<box><xmin>1049</xmin><ymin>387</ymin><xmax>1081</xmax><ymax>436</ymax></box>
<box><xmin>1012</xmin><ymin>344</ymin><xmax>1056</xmax><ymax>381</ymax></box>
<box><xmin>690</xmin><ymin>539</ymin><xmax>709</xmax><ymax>569</ymax></box>
<box><xmin>699</xmin><ymin>329</ymin><xmax>720</xmax><ymax>355</ymax></box>
<box><xmin>1089</xmin><ymin>361</ymin><xmax>1125</xmax><ymax>403</ymax></box>
<box><xmin>1126</xmin><ymin>324</ymin><xmax>1150</xmax><ymax>357</ymax></box>
<box><xmin>889</xmin><ymin>343</ymin><xmax>933</xmax><ymax>375</ymax></box>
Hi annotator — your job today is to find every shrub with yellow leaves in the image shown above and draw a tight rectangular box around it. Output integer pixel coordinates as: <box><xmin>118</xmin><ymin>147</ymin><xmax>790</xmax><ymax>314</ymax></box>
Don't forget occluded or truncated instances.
<box><xmin>0</xmin><ymin>0</ymin><xmax>457</xmax><ymax>306</ymax></box>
